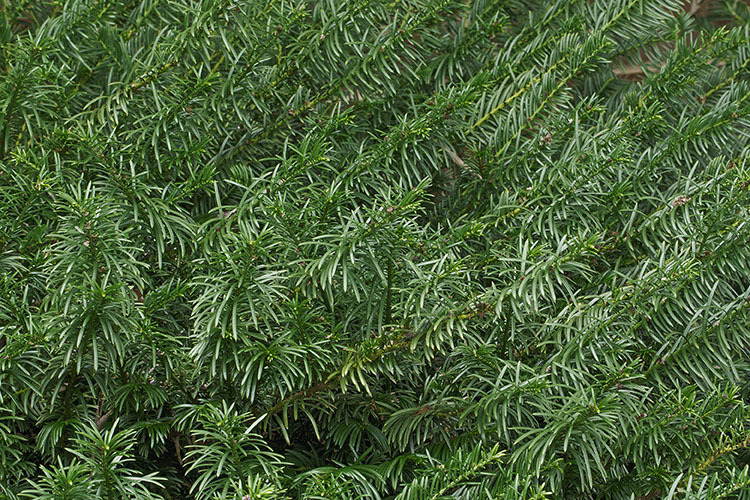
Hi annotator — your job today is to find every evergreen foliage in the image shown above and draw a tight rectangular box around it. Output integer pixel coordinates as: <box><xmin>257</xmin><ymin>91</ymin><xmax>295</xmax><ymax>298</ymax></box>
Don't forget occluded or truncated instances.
<box><xmin>1</xmin><ymin>0</ymin><xmax>749</xmax><ymax>498</ymax></box>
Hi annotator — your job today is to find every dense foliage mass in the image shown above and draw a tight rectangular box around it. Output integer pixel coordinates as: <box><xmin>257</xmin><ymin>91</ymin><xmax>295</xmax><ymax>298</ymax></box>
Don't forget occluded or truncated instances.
<box><xmin>1</xmin><ymin>0</ymin><xmax>749</xmax><ymax>498</ymax></box>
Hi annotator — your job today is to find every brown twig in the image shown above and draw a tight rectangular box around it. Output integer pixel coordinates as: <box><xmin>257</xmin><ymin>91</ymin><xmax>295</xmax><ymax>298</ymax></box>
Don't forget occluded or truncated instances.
<box><xmin>95</xmin><ymin>410</ymin><xmax>113</xmax><ymax>430</ymax></box>
<box><xmin>171</xmin><ymin>431</ymin><xmax>184</xmax><ymax>467</ymax></box>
